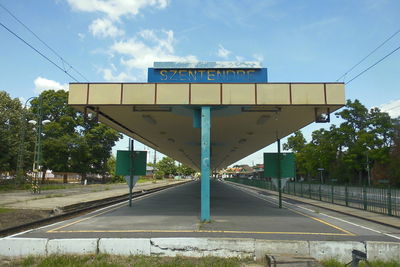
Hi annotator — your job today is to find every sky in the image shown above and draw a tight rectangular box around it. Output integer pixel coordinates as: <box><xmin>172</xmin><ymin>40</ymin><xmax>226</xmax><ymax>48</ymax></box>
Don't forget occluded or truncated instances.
<box><xmin>1</xmin><ymin>0</ymin><xmax>399</xmax><ymax>167</ymax></box>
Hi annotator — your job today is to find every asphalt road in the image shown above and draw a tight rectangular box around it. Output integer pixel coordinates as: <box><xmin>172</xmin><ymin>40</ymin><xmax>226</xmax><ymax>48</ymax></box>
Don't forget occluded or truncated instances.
<box><xmin>14</xmin><ymin>180</ymin><xmax>400</xmax><ymax>241</ymax></box>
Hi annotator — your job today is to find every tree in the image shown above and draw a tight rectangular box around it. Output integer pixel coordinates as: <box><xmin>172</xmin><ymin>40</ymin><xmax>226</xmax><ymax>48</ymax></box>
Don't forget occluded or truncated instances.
<box><xmin>284</xmin><ymin>99</ymin><xmax>397</xmax><ymax>185</ymax></box>
<box><xmin>29</xmin><ymin>90</ymin><xmax>122</xmax><ymax>183</ymax></box>
<box><xmin>0</xmin><ymin>91</ymin><xmax>33</xmax><ymax>174</ymax></box>
<box><xmin>155</xmin><ymin>157</ymin><xmax>177</xmax><ymax>177</ymax></box>
<box><xmin>283</xmin><ymin>131</ymin><xmax>306</xmax><ymax>152</ymax></box>
<box><xmin>177</xmin><ymin>164</ymin><xmax>196</xmax><ymax>176</ymax></box>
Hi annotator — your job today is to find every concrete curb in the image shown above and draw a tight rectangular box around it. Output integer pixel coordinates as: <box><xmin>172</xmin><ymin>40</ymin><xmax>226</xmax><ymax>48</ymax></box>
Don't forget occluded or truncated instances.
<box><xmin>1</xmin><ymin>237</ymin><xmax>399</xmax><ymax>262</ymax></box>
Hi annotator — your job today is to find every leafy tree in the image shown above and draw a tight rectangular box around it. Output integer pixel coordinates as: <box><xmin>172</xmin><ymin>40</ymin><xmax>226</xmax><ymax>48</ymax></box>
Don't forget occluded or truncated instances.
<box><xmin>284</xmin><ymin>99</ymin><xmax>397</xmax><ymax>185</ymax></box>
<box><xmin>155</xmin><ymin>157</ymin><xmax>177</xmax><ymax>176</ymax></box>
<box><xmin>0</xmin><ymin>91</ymin><xmax>34</xmax><ymax>174</ymax></box>
<box><xmin>29</xmin><ymin>90</ymin><xmax>122</xmax><ymax>183</ymax></box>
<box><xmin>177</xmin><ymin>164</ymin><xmax>196</xmax><ymax>176</ymax></box>
<box><xmin>283</xmin><ymin>131</ymin><xmax>306</xmax><ymax>152</ymax></box>
<box><xmin>107</xmin><ymin>155</ymin><xmax>123</xmax><ymax>183</ymax></box>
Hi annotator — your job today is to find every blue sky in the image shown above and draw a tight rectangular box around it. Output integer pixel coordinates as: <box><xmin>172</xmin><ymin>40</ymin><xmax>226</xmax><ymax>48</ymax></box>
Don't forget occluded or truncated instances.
<box><xmin>1</xmin><ymin>0</ymin><xmax>400</xmax><ymax>166</ymax></box>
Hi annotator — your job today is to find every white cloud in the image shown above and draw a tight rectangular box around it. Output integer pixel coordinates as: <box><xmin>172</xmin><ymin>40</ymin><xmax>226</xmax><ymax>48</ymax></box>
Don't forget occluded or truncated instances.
<box><xmin>380</xmin><ymin>99</ymin><xmax>400</xmax><ymax>118</ymax></box>
<box><xmin>253</xmin><ymin>53</ymin><xmax>264</xmax><ymax>63</ymax></box>
<box><xmin>111</xmin><ymin>29</ymin><xmax>197</xmax><ymax>71</ymax></box>
<box><xmin>217</xmin><ymin>44</ymin><xmax>231</xmax><ymax>59</ymax></box>
<box><xmin>101</xmin><ymin>68</ymin><xmax>134</xmax><ymax>81</ymax></box>
<box><xmin>34</xmin><ymin>77</ymin><xmax>68</xmax><ymax>94</ymax></box>
<box><xmin>89</xmin><ymin>18</ymin><xmax>125</xmax><ymax>38</ymax></box>
<box><xmin>67</xmin><ymin>0</ymin><xmax>168</xmax><ymax>21</ymax></box>
<box><xmin>235</xmin><ymin>55</ymin><xmax>244</xmax><ymax>61</ymax></box>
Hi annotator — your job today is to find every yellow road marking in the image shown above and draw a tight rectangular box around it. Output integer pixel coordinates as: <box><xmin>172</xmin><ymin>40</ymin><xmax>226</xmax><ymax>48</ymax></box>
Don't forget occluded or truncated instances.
<box><xmin>236</xmin><ymin>187</ymin><xmax>356</xmax><ymax>236</ymax></box>
<box><xmin>47</xmin><ymin>183</ymin><xmax>354</xmax><ymax>237</ymax></box>
<box><xmin>286</xmin><ymin>207</ymin><xmax>355</xmax><ymax>236</ymax></box>
<box><xmin>48</xmin><ymin>229</ymin><xmax>352</xmax><ymax>236</ymax></box>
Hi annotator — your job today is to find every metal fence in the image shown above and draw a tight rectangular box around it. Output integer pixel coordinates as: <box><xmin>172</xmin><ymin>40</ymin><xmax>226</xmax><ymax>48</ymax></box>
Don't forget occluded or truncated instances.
<box><xmin>226</xmin><ymin>178</ymin><xmax>400</xmax><ymax>217</ymax></box>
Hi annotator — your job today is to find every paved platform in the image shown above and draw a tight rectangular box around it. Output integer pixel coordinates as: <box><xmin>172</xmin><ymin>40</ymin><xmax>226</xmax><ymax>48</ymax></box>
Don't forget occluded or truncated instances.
<box><xmin>13</xmin><ymin>180</ymin><xmax>400</xmax><ymax>242</ymax></box>
<box><xmin>228</xmin><ymin>181</ymin><xmax>400</xmax><ymax>229</ymax></box>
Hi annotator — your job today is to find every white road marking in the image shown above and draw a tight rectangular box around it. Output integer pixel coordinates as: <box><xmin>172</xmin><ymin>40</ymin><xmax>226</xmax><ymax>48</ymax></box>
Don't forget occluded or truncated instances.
<box><xmin>226</xmin><ymin>181</ymin><xmax>400</xmax><ymax>241</ymax></box>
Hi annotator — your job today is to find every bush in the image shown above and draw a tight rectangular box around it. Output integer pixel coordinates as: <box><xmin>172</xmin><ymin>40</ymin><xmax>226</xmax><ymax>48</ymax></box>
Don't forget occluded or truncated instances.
<box><xmin>154</xmin><ymin>170</ymin><xmax>165</xmax><ymax>180</ymax></box>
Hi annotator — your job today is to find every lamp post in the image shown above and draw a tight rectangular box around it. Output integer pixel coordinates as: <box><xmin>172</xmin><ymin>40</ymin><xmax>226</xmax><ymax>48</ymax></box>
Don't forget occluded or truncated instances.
<box><xmin>28</xmin><ymin>96</ymin><xmax>50</xmax><ymax>194</ymax></box>
<box><xmin>317</xmin><ymin>168</ymin><xmax>324</xmax><ymax>184</ymax></box>
<box><xmin>16</xmin><ymin>96</ymin><xmax>36</xmax><ymax>185</ymax></box>
<box><xmin>366</xmin><ymin>149</ymin><xmax>371</xmax><ymax>187</ymax></box>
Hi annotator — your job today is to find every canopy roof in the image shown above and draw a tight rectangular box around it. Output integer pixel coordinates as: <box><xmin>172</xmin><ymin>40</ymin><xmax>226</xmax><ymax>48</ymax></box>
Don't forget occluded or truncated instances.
<box><xmin>68</xmin><ymin>82</ymin><xmax>345</xmax><ymax>170</ymax></box>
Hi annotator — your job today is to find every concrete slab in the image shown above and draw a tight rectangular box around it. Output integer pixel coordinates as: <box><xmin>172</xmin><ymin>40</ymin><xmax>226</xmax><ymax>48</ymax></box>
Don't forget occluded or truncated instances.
<box><xmin>47</xmin><ymin>238</ymin><xmax>98</xmax><ymax>254</ymax></box>
<box><xmin>99</xmin><ymin>238</ymin><xmax>151</xmax><ymax>255</ymax></box>
<box><xmin>0</xmin><ymin>238</ymin><xmax>47</xmax><ymax>257</ymax></box>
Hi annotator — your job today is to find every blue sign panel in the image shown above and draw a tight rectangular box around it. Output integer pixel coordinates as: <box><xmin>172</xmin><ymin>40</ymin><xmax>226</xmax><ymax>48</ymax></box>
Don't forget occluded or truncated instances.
<box><xmin>148</xmin><ymin>68</ymin><xmax>268</xmax><ymax>83</ymax></box>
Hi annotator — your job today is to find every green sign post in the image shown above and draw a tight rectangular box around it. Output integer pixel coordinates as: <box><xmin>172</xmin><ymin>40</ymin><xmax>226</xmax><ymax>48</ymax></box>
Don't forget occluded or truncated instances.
<box><xmin>263</xmin><ymin>153</ymin><xmax>295</xmax><ymax>178</ymax></box>
<box><xmin>116</xmin><ymin>142</ymin><xmax>147</xmax><ymax>207</ymax></box>
<box><xmin>116</xmin><ymin>150</ymin><xmax>147</xmax><ymax>176</ymax></box>
<box><xmin>264</xmin><ymin>149</ymin><xmax>295</xmax><ymax>208</ymax></box>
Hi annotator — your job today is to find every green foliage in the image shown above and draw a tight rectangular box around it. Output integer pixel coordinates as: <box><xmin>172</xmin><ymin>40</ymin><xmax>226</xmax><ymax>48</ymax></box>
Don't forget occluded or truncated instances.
<box><xmin>31</xmin><ymin>90</ymin><xmax>122</xmax><ymax>181</ymax></box>
<box><xmin>152</xmin><ymin>157</ymin><xmax>195</xmax><ymax>178</ymax></box>
<box><xmin>107</xmin><ymin>155</ymin><xmax>124</xmax><ymax>183</ymax></box>
<box><xmin>284</xmin><ymin>99</ymin><xmax>399</xmax><ymax>185</ymax></box>
<box><xmin>0</xmin><ymin>91</ymin><xmax>33</xmax><ymax>173</ymax></box>
<box><xmin>321</xmin><ymin>258</ymin><xmax>400</xmax><ymax>267</ymax></box>
<box><xmin>0</xmin><ymin>89</ymin><xmax>123</xmax><ymax>183</ymax></box>
<box><xmin>16</xmin><ymin>254</ymin><xmax>247</xmax><ymax>267</ymax></box>
<box><xmin>177</xmin><ymin>164</ymin><xmax>196</xmax><ymax>176</ymax></box>
<box><xmin>156</xmin><ymin>157</ymin><xmax>177</xmax><ymax>176</ymax></box>
<box><xmin>154</xmin><ymin>170</ymin><xmax>165</xmax><ymax>179</ymax></box>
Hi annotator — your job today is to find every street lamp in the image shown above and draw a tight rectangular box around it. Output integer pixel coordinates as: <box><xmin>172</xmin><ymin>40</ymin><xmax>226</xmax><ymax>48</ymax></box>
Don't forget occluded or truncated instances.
<box><xmin>317</xmin><ymin>168</ymin><xmax>324</xmax><ymax>184</ymax></box>
<box><xmin>16</xmin><ymin>96</ymin><xmax>36</xmax><ymax>185</ymax></box>
<box><xmin>366</xmin><ymin>149</ymin><xmax>371</xmax><ymax>186</ymax></box>
<box><xmin>29</xmin><ymin>96</ymin><xmax>50</xmax><ymax>194</ymax></box>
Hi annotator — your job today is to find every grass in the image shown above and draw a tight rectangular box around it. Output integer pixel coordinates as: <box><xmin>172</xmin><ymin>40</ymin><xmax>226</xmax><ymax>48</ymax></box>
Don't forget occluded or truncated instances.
<box><xmin>32</xmin><ymin>193</ymin><xmax>66</xmax><ymax>200</ymax></box>
<box><xmin>322</xmin><ymin>258</ymin><xmax>400</xmax><ymax>267</ymax></box>
<box><xmin>2</xmin><ymin>254</ymin><xmax>254</xmax><ymax>267</ymax></box>
<box><xmin>0</xmin><ymin>207</ymin><xmax>13</xmax><ymax>214</ymax></box>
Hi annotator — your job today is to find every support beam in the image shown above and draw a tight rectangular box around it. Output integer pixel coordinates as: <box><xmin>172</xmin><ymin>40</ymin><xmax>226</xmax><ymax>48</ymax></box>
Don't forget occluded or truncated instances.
<box><xmin>201</xmin><ymin>106</ymin><xmax>211</xmax><ymax>222</ymax></box>
<box><xmin>277</xmin><ymin>138</ymin><xmax>282</xmax><ymax>208</ymax></box>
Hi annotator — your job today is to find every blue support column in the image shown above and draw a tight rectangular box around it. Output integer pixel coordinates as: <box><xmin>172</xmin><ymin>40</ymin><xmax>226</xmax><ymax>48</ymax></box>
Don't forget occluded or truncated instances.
<box><xmin>201</xmin><ymin>106</ymin><xmax>211</xmax><ymax>222</ymax></box>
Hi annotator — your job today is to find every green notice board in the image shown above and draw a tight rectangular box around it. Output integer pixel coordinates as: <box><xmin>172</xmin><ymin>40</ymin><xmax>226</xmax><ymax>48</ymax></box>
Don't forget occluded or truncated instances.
<box><xmin>116</xmin><ymin>150</ymin><xmax>147</xmax><ymax>176</ymax></box>
<box><xmin>264</xmin><ymin>153</ymin><xmax>295</xmax><ymax>178</ymax></box>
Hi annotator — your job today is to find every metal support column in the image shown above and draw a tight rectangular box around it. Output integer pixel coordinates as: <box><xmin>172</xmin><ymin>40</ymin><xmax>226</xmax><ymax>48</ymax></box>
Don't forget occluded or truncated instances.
<box><xmin>277</xmin><ymin>138</ymin><xmax>282</xmax><ymax>208</ymax></box>
<box><xmin>129</xmin><ymin>139</ymin><xmax>134</xmax><ymax>207</ymax></box>
<box><xmin>201</xmin><ymin>106</ymin><xmax>211</xmax><ymax>222</ymax></box>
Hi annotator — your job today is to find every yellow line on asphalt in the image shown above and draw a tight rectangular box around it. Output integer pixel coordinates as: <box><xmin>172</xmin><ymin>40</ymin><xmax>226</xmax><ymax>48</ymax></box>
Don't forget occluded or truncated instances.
<box><xmin>47</xmin><ymin>185</ymin><xmax>179</xmax><ymax>233</ymax></box>
<box><xmin>286</xmin><ymin>207</ymin><xmax>355</xmax><ymax>236</ymax></box>
<box><xmin>48</xmin><ymin>182</ymin><xmax>354</xmax><ymax>237</ymax></box>
<box><xmin>48</xmin><ymin>229</ymin><xmax>353</xmax><ymax>236</ymax></box>
<box><xmin>236</xmin><ymin>186</ymin><xmax>356</xmax><ymax>236</ymax></box>
<box><xmin>47</xmin><ymin>204</ymin><xmax>125</xmax><ymax>233</ymax></box>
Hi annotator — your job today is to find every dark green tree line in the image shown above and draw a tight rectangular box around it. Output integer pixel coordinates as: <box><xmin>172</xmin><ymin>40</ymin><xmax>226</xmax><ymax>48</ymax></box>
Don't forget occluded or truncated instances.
<box><xmin>284</xmin><ymin>99</ymin><xmax>399</xmax><ymax>186</ymax></box>
<box><xmin>0</xmin><ymin>89</ymin><xmax>122</xmax><ymax>183</ymax></box>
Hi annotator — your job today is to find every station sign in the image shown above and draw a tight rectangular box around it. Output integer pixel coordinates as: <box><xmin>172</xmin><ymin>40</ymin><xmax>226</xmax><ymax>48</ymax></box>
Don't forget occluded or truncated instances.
<box><xmin>115</xmin><ymin>150</ymin><xmax>147</xmax><ymax>176</ymax></box>
<box><xmin>148</xmin><ymin>61</ymin><xmax>268</xmax><ymax>83</ymax></box>
<box><xmin>264</xmin><ymin>153</ymin><xmax>295</xmax><ymax>178</ymax></box>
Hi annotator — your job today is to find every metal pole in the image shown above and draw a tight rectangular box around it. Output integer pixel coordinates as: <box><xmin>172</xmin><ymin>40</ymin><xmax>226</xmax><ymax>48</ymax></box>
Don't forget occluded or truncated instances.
<box><xmin>387</xmin><ymin>184</ymin><xmax>392</xmax><ymax>216</ymax></box>
<box><xmin>16</xmin><ymin>96</ymin><xmax>36</xmax><ymax>185</ymax></box>
<box><xmin>277</xmin><ymin>138</ymin><xmax>282</xmax><ymax>208</ymax></box>
<box><xmin>129</xmin><ymin>139</ymin><xmax>134</xmax><ymax>207</ymax></box>
<box><xmin>201</xmin><ymin>106</ymin><xmax>211</xmax><ymax>221</ymax></box>
<box><xmin>366</xmin><ymin>152</ymin><xmax>371</xmax><ymax>186</ymax></box>
<box><xmin>32</xmin><ymin>96</ymin><xmax>43</xmax><ymax>194</ymax></box>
